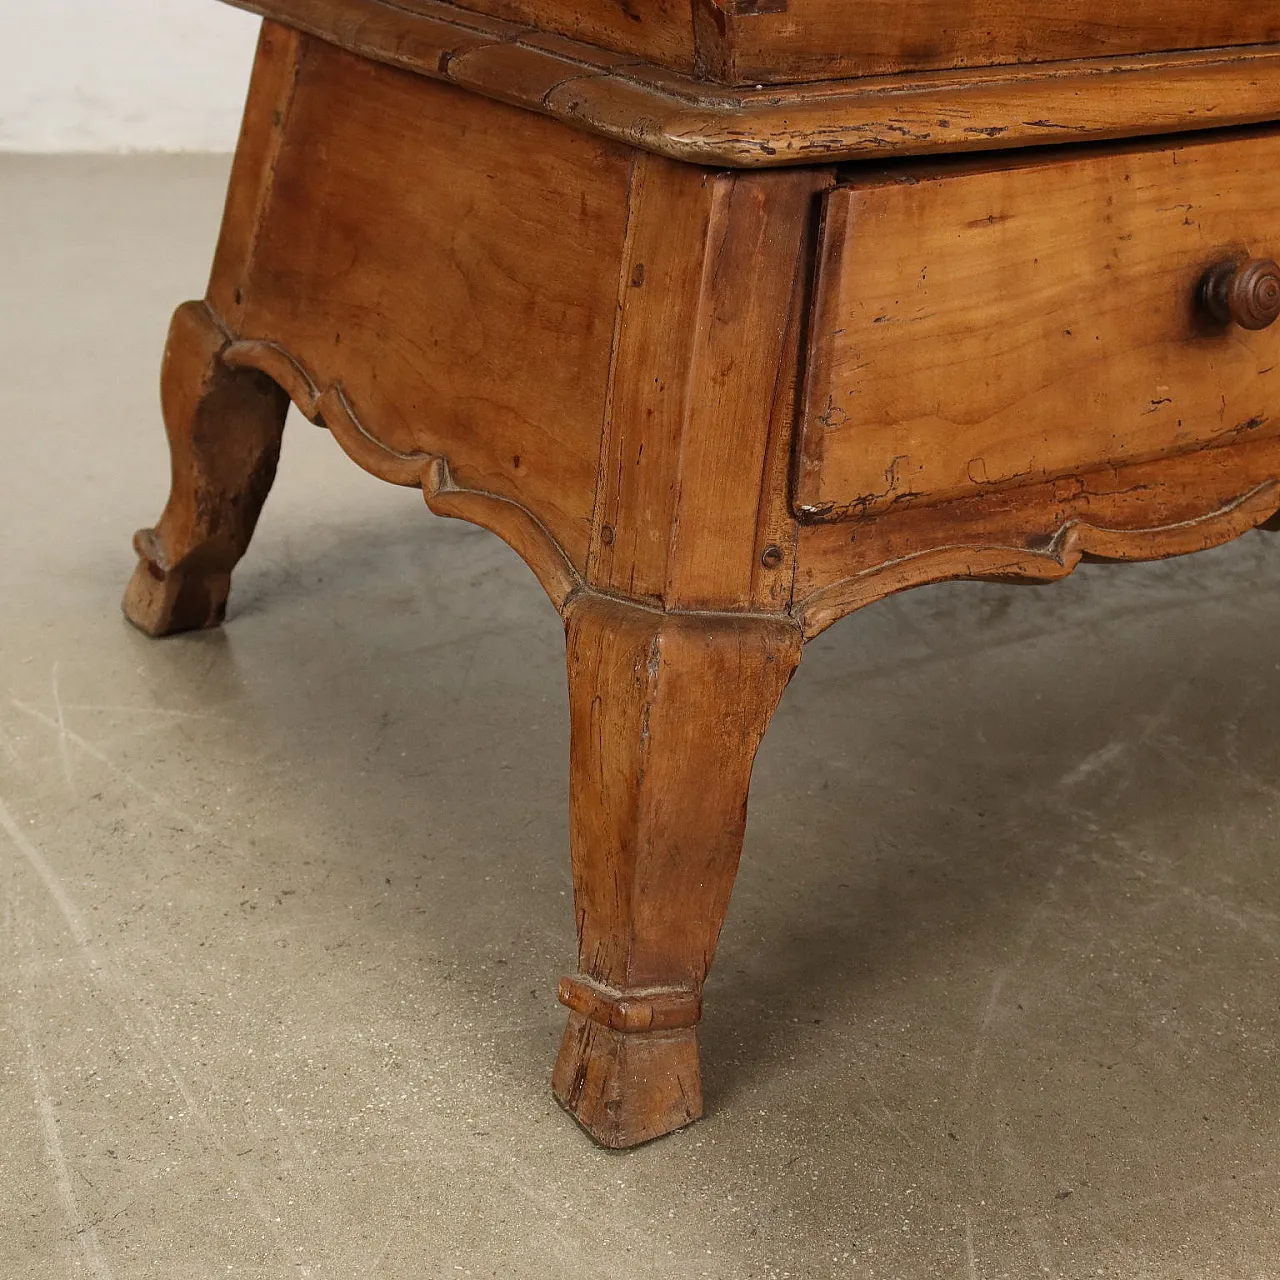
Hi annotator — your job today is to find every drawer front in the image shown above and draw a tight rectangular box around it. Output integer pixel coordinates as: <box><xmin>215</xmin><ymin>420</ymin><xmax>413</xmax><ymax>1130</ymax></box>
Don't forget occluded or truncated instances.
<box><xmin>795</xmin><ymin>131</ymin><xmax>1280</xmax><ymax>522</ymax></box>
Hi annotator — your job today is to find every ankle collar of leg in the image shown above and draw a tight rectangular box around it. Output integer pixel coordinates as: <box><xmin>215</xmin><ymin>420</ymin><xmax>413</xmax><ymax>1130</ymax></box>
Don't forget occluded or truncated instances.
<box><xmin>558</xmin><ymin>975</ymin><xmax>702</xmax><ymax>1033</ymax></box>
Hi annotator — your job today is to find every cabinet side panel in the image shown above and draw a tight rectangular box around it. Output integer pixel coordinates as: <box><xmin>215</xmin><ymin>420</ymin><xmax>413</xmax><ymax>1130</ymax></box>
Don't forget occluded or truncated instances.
<box><xmin>231</xmin><ymin>38</ymin><xmax>635</xmax><ymax>570</ymax></box>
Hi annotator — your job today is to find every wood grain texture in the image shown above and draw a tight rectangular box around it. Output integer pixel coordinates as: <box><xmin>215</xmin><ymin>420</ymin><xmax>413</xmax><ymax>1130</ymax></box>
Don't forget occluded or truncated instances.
<box><xmin>797</xmin><ymin>129</ymin><xmax>1280</xmax><ymax>522</ymax></box>
<box><xmin>220</xmin><ymin>338</ymin><xmax>431</xmax><ymax>485</ymax></box>
<box><xmin>589</xmin><ymin>159</ymin><xmax>830</xmax><ymax>611</ymax></box>
<box><xmin>207</xmin><ymin>21</ymin><xmax>302</xmax><ymax>328</ymax></box>
<box><xmin>218</xmin><ymin>0</ymin><xmax>1280</xmax><ymax>166</ymax></box>
<box><xmin>220</xmin><ymin>340</ymin><xmax>585</xmax><ymax>609</ymax></box>
<box><xmin>552</xmin><ymin>594</ymin><xmax>801</xmax><ymax>1146</ymax></box>
<box><xmin>123</xmin><ymin>302</ymin><xmax>290</xmax><ymax>636</ymax></box>
<box><xmin>660</xmin><ymin>167</ymin><xmax>827</xmax><ymax>609</ymax></box>
<box><xmin>423</xmin><ymin>458</ymin><xmax>584</xmax><ymax>611</ymax></box>
<box><xmin>706</xmin><ymin>0</ymin><xmax>1280</xmax><ymax>85</ymax></box>
<box><xmin>415</xmin><ymin>0</ymin><xmax>696</xmax><ymax>72</ymax></box>
<box><xmin>231</xmin><ymin>35</ymin><xmax>632</xmax><ymax>573</ymax></box>
<box><xmin>586</xmin><ymin>154</ymin><xmax>715</xmax><ymax>605</ymax></box>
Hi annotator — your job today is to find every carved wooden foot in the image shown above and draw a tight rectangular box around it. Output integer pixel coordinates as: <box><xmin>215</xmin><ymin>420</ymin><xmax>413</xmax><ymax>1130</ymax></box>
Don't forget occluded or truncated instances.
<box><xmin>123</xmin><ymin>301</ymin><xmax>290</xmax><ymax>637</ymax></box>
<box><xmin>552</xmin><ymin>596</ymin><xmax>802</xmax><ymax>1147</ymax></box>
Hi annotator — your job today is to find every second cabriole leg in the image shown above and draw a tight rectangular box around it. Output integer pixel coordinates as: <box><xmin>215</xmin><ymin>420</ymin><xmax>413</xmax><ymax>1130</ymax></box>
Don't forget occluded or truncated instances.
<box><xmin>552</xmin><ymin>594</ymin><xmax>802</xmax><ymax>1147</ymax></box>
<box><xmin>123</xmin><ymin>301</ymin><xmax>289</xmax><ymax>637</ymax></box>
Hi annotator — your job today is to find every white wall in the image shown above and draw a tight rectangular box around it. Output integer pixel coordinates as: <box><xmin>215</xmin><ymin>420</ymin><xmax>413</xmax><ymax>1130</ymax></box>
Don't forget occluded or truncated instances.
<box><xmin>0</xmin><ymin>0</ymin><xmax>262</xmax><ymax>151</ymax></box>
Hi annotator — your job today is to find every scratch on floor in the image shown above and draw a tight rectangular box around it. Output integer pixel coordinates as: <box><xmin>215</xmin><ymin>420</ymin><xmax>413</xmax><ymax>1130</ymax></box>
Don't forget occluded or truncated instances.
<box><xmin>959</xmin><ymin>863</ymin><xmax>1068</xmax><ymax>1280</ymax></box>
<box><xmin>0</xmin><ymin>794</ymin><xmax>101</xmax><ymax>972</ymax></box>
<box><xmin>1118</xmin><ymin>1159</ymin><xmax>1280</xmax><ymax>1214</ymax></box>
<box><xmin>61</xmin><ymin>703</ymin><xmax>234</xmax><ymax>721</ymax></box>
<box><xmin>0</xmin><ymin>715</ymin><xmax>19</xmax><ymax>765</ymax></box>
<box><xmin>4</xmin><ymin>886</ymin><xmax>118</xmax><ymax>1280</ymax></box>
<box><xmin>10</xmin><ymin>697</ymin><xmax>214</xmax><ymax>838</ymax></box>
<box><xmin>25</xmin><ymin>1023</ymin><xmax>118</xmax><ymax>1278</ymax></box>
<box><xmin>51</xmin><ymin>663</ymin><xmax>73</xmax><ymax>789</ymax></box>
<box><xmin>964</xmin><ymin>967</ymin><xmax>1009</xmax><ymax>1091</ymax></box>
<box><xmin>1061</xmin><ymin>664</ymin><xmax>1202</xmax><ymax>794</ymax></box>
<box><xmin>859</xmin><ymin>1071</ymin><xmax>920</xmax><ymax>1153</ymax></box>
<box><xmin>1059</xmin><ymin>739</ymin><xmax>1128</xmax><ymax>788</ymax></box>
<box><xmin>965</xmin><ymin>862</ymin><xmax>1067</xmax><ymax>1092</ymax></box>
<box><xmin>0</xmin><ymin>794</ymin><xmax>314</xmax><ymax>1277</ymax></box>
<box><xmin>976</xmin><ymin>970</ymin><xmax>1008</xmax><ymax>1037</ymax></box>
<box><xmin>1171</xmin><ymin>883</ymin><xmax>1280</xmax><ymax>945</ymax></box>
<box><xmin>1019</xmin><ymin>1214</ymin><xmax>1059</xmax><ymax>1278</ymax></box>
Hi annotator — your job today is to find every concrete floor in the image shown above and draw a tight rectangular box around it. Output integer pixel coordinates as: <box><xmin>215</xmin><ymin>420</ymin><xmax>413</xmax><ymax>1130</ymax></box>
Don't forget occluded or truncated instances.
<box><xmin>2</xmin><ymin>154</ymin><xmax>1279</xmax><ymax>1280</ymax></box>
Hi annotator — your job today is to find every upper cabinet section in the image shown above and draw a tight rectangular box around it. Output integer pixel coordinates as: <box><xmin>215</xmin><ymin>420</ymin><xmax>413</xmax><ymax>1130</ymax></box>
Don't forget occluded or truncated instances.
<box><xmin>697</xmin><ymin>0</ymin><xmax>1280</xmax><ymax>85</ymax></box>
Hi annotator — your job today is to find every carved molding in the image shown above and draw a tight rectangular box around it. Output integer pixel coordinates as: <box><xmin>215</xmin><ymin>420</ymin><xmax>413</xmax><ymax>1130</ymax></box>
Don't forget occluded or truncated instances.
<box><xmin>796</xmin><ymin>480</ymin><xmax>1280</xmax><ymax>638</ymax></box>
<box><xmin>222</xmin><ymin>338</ymin><xmax>431</xmax><ymax>485</ymax></box>
<box><xmin>424</xmin><ymin>455</ymin><xmax>582</xmax><ymax>612</ymax></box>
<box><xmin>219</xmin><ymin>331</ymin><xmax>583</xmax><ymax>612</ymax></box>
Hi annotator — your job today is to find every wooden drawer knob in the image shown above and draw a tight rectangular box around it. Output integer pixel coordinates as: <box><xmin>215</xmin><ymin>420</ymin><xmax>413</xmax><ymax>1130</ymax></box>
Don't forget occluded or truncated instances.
<box><xmin>1200</xmin><ymin>257</ymin><xmax>1280</xmax><ymax>330</ymax></box>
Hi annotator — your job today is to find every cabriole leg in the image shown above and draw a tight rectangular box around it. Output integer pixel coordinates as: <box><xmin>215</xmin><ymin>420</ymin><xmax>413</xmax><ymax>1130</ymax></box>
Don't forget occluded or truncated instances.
<box><xmin>123</xmin><ymin>300</ymin><xmax>289</xmax><ymax>637</ymax></box>
<box><xmin>552</xmin><ymin>594</ymin><xmax>801</xmax><ymax>1147</ymax></box>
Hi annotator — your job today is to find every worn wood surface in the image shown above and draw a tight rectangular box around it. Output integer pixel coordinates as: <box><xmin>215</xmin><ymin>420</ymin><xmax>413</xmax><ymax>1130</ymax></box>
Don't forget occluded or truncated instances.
<box><xmin>796</xmin><ymin>129</ymin><xmax>1280</xmax><ymax>522</ymax></box>
<box><xmin>552</xmin><ymin>596</ymin><xmax>801</xmax><ymax>1147</ymax></box>
<box><xmin>123</xmin><ymin>302</ymin><xmax>290</xmax><ymax>637</ymax></box>
<box><xmin>229</xmin><ymin>33</ymin><xmax>632</xmax><ymax>571</ymax></box>
<box><xmin>794</xmin><ymin>435</ymin><xmax>1280</xmax><ymax>636</ymax></box>
<box><xmin>588</xmin><ymin>157</ymin><xmax>830</xmax><ymax>611</ymax></box>
<box><xmin>219</xmin><ymin>0</ymin><xmax>1280</xmax><ymax>167</ymax></box>
<box><xmin>427</xmin><ymin>0</ymin><xmax>697</xmax><ymax>72</ymax></box>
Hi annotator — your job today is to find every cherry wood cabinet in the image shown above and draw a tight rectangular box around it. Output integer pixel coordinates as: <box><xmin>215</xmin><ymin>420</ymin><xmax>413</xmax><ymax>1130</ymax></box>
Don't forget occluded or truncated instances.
<box><xmin>126</xmin><ymin>3</ymin><xmax>1280</xmax><ymax>1146</ymax></box>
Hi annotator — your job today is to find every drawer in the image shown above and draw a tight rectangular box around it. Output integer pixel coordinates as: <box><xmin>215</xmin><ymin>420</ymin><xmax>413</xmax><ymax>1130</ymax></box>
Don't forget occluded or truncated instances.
<box><xmin>795</xmin><ymin>130</ymin><xmax>1280</xmax><ymax>523</ymax></box>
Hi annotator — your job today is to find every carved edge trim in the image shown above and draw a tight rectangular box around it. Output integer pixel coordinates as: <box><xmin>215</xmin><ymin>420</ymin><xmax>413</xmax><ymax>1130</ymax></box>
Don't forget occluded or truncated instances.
<box><xmin>223</xmin><ymin>337</ymin><xmax>430</xmax><ymax>484</ymax></box>
<box><xmin>558</xmin><ymin>974</ymin><xmax>703</xmax><ymax>1033</ymax></box>
<box><xmin>796</xmin><ymin>480</ymin><xmax>1280</xmax><ymax>639</ymax></box>
<box><xmin>423</xmin><ymin>457</ymin><xmax>582</xmax><ymax>611</ymax></box>
<box><xmin>202</xmin><ymin>308</ymin><xmax>806</xmax><ymax>630</ymax></box>
<box><xmin>218</xmin><ymin>328</ymin><xmax>583</xmax><ymax>611</ymax></box>
<box><xmin>221</xmin><ymin>0</ymin><xmax>1280</xmax><ymax>168</ymax></box>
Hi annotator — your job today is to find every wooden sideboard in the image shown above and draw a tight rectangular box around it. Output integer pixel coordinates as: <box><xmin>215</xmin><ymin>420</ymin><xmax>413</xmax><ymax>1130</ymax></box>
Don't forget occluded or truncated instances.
<box><xmin>125</xmin><ymin>0</ymin><xmax>1280</xmax><ymax>1146</ymax></box>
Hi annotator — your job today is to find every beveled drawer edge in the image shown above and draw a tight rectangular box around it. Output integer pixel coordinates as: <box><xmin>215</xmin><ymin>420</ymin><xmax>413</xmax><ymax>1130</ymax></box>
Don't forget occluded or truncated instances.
<box><xmin>222</xmin><ymin>0</ymin><xmax>1280</xmax><ymax>167</ymax></box>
